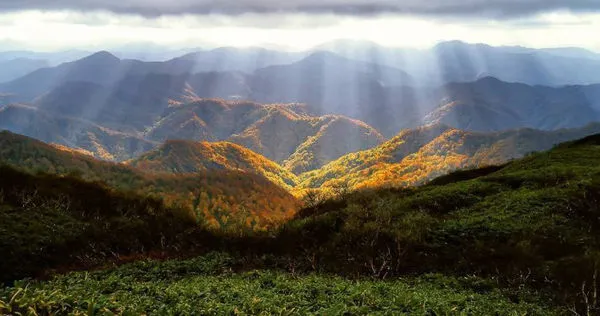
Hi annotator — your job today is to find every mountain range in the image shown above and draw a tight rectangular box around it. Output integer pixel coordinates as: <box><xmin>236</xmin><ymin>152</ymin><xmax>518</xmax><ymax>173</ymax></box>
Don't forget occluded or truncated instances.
<box><xmin>6</xmin><ymin>1</ymin><xmax>600</xmax><ymax>310</ymax></box>
<box><xmin>3</xmin><ymin>45</ymin><xmax>600</xmax><ymax>139</ymax></box>
<box><xmin>4</xmin><ymin>117</ymin><xmax>600</xmax><ymax>198</ymax></box>
<box><xmin>0</xmin><ymin>98</ymin><xmax>384</xmax><ymax>172</ymax></box>
<box><xmin>2</xmin><ymin>42</ymin><xmax>600</xmax><ymax>202</ymax></box>
<box><xmin>320</xmin><ymin>40</ymin><xmax>600</xmax><ymax>86</ymax></box>
<box><xmin>2</xmin><ymin>49</ymin><xmax>600</xmax><ymax>179</ymax></box>
<box><xmin>6</xmin><ymin>40</ymin><xmax>600</xmax><ymax>85</ymax></box>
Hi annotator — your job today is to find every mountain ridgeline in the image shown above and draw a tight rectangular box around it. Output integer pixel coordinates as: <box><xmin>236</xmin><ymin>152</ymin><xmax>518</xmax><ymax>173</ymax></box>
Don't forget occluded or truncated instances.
<box><xmin>299</xmin><ymin>122</ymin><xmax>600</xmax><ymax>191</ymax></box>
<box><xmin>0</xmin><ymin>98</ymin><xmax>384</xmax><ymax>171</ymax></box>
<box><xmin>3</xmin><ymin>44</ymin><xmax>600</xmax><ymax>140</ymax></box>
<box><xmin>4</xmin><ymin>117</ymin><xmax>600</xmax><ymax>198</ymax></box>
<box><xmin>128</xmin><ymin>140</ymin><xmax>299</xmax><ymax>190</ymax></box>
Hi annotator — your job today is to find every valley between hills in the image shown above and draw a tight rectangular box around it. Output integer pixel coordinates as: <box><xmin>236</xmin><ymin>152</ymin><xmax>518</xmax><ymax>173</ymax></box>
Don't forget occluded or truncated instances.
<box><xmin>5</xmin><ymin>107</ymin><xmax>600</xmax><ymax>232</ymax></box>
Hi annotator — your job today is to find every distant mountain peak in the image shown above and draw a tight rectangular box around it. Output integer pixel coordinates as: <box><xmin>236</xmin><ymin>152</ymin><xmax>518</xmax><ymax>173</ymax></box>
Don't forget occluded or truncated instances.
<box><xmin>437</xmin><ymin>40</ymin><xmax>468</xmax><ymax>46</ymax></box>
<box><xmin>434</xmin><ymin>40</ymin><xmax>470</xmax><ymax>48</ymax></box>
<box><xmin>433</xmin><ymin>40</ymin><xmax>500</xmax><ymax>52</ymax></box>
<box><xmin>475</xmin><ymin>76</ymin><xmax>503</xmax><ymax>84</ymax></box>
<box><xmin>211</xmin><ymin>46</ymin><xmax>267</xmax><ymax>53</ymax></box>
<box><xmin>76</xmin><ymin>51</ymin><xmax>120</xmax><ymax>64</ymax></box>
<box><xmin>303</xmin><ymin>50</ymin><xmax>346</xmax><ymax>61</ymax></box>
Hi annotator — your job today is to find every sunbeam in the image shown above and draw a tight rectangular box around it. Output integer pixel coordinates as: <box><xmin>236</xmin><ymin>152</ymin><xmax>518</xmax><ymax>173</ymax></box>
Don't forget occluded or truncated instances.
<box><xmin>3</xmin><ymin>3</ymin><xmax>600</xmax><ymax>314</ymax></box>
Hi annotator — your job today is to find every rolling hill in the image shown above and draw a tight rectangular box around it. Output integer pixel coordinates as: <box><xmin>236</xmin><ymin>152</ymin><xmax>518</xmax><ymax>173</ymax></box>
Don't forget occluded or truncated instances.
<box><xmin>0</xmin><ymin>98</ymin><xmax>383</xmax><ymax>170</ymax></box>
<box><xmin>348</xmin><ymin>77</ymin><xmax>600</xmax><ymax>136</ymax></box>
<box><xmin>250</xmin><ymin>51</ymin><xmax>413</xmax><ymax>120</ymax></box>
<box><xmin>0</xmin><ymin>164</ymin><xmax>199</xmax><ymax>282</ymax></box>
<box><xmin>128</xmin><ymin>140</ymin><xmax>299</xmax><ymax>190</ymax></box>
<box><xmin>146</xmin><ymin>99</ymin><xmax>385</xmax><ymax>172</ymax></box>
<box><xmin>167</xmin><ymin>47</ymin><xmax>307</xmax><ymax>73</ymax></box>
<box><xmin>0</xmin><ymin>131</ymin><xmax>300</xmax><ymax>230</ymax></box>
<box><xmin>424</xmin><ymin>77</ymin><xmax>600</xmax><ymax>131</ymax></box>
<box><xmin>277</xmin><ymin>132</ymin><xmax>600</xmax><ymax>313</ymax></box>
<box><xmin>0</xmin><ymin>104</ymin><xmax>157</xmax><ymax>161</ymax></box>
<box><xmin>31</xmin><ymin>72</ymin><xmax>251</xmax><ymax>132</ymax></box>
<box><xmin>0</xmin><ymin>58</ymin><xmax>49</xmax><ymax>83</ymax></box>
<box><xmin>299</xmin><ymin>122</ymin><xmax>600</xmax><ymax>191</ymax></box>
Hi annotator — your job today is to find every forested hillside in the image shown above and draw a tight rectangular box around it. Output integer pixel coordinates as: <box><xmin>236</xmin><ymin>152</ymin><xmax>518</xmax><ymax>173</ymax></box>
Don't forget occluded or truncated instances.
<box><xmin>149</xmin><ymin>99</ymin><xmax>384</xmax><ymax>172</ymax></box>
<box><xmin>4</xmin><ymin>132</ymin><xmax>600</xmax><ymax>314</ymax></box>
<box><xmin>299</xmin><ymin>122</ymin><xmax>600</xmax><ymax>191</ymax></box>
<box><xmin>0</xmin><ymin>131</ymin><xmax>300</xmax><ymax>230</ymax></box>
<box><xmin>128</xmin><ymin>140</ymin><xmax>299</xmax><ymax>190</ymax></box>
<box><xmin>0</xmin><ymin>165</ymin><xmax>199</xmax><ymax>282</ymax></box>
<box><xmin>0</xmin><ymin>98</ymin><xmax>384</xmax><ymax>170</ymax></box>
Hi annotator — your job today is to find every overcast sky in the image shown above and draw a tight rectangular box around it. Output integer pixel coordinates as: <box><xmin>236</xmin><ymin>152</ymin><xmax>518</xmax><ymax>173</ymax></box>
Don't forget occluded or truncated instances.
<box><xmin>1</xmin><ymin>0</ymin><xmax>599</xmax><ymax>52</ymax></box>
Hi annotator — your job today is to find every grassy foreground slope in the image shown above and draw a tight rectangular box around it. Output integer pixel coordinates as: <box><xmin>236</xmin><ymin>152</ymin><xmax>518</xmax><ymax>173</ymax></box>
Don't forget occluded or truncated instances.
<box><xmin>0</xmin><ymin>165</ymin><xmax>202</xmax><ymax>283</ymax></box>
<box><xmin>0</xmin><ymin>254</ymin><xmax>562</xmax><ymax>315</ymax></box>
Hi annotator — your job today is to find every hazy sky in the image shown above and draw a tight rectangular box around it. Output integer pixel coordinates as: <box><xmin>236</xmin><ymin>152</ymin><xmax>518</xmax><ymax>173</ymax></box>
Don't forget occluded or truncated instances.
<box><xmin>0</xmin><ymin>0</ymin><xmax>599</xmax><ymax>51</ymax></box>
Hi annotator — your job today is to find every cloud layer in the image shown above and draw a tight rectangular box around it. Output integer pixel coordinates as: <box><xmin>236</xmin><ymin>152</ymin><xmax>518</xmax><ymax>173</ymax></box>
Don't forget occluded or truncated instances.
<box><xmin>1</xmin><ymin>0</ymin><xmax>599</xmax><ymax>18</ymax></box>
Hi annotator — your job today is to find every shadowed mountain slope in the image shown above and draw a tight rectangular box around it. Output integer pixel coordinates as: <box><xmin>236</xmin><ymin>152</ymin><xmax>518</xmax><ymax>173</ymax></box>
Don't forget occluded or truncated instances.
<box><xmin>0</xmin><ymin>104</ymin><xmax>157</xmax><ymax>161</ymax></box>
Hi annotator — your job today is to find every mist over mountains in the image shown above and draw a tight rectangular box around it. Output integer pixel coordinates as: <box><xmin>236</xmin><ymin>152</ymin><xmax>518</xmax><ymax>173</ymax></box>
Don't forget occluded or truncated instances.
<box><xmin>2</xmin><ymin>40</ymin><xmax>600</xmax><ymax>183</ymax></box>
<box><xmin>3</xmin><ymin>40</ymin><xmax>600</xmax><ymax>142</ymax></box>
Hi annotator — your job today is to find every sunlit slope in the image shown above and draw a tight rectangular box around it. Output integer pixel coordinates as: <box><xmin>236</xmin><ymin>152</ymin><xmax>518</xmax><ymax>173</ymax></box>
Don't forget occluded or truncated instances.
<box><xmin>128</xmin><ymin>140</ymin><xmax>299</xmax><ymax>190</ymax></box>
<box><xmin>299</xmin><ymin>122</ymin><xmax>600</xmax><ymax>190</ymax></box>
<box><xmin>146</xmin><ymin>99</ymin><xmax>271</xmax><ymax>142</ymax></box>
<box><xmin>282</xmin><ymin>115</ymin><xmax>384</xmax><ymax>174</ymax></box>
<box><xmin>153</xmin><ymin>99</ymin><xmax>384</xmax><ymax>173</ymax></box>
<box><xmin>0</xmin><ymin>131</ymin><xmax>300</xmax><ymax>230</ymax></box>
<box><xmin>230</xmin><ymin>112</ymin><xmax>384</xmax><ymax>174</ymax></box>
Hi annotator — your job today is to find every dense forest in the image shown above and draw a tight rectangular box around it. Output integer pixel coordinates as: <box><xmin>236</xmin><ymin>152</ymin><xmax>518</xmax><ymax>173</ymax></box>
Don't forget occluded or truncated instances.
<box><xmin>0</xmin><ymin>131</ymin><xmax>300</xmax><ymax>231</ymax></box>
